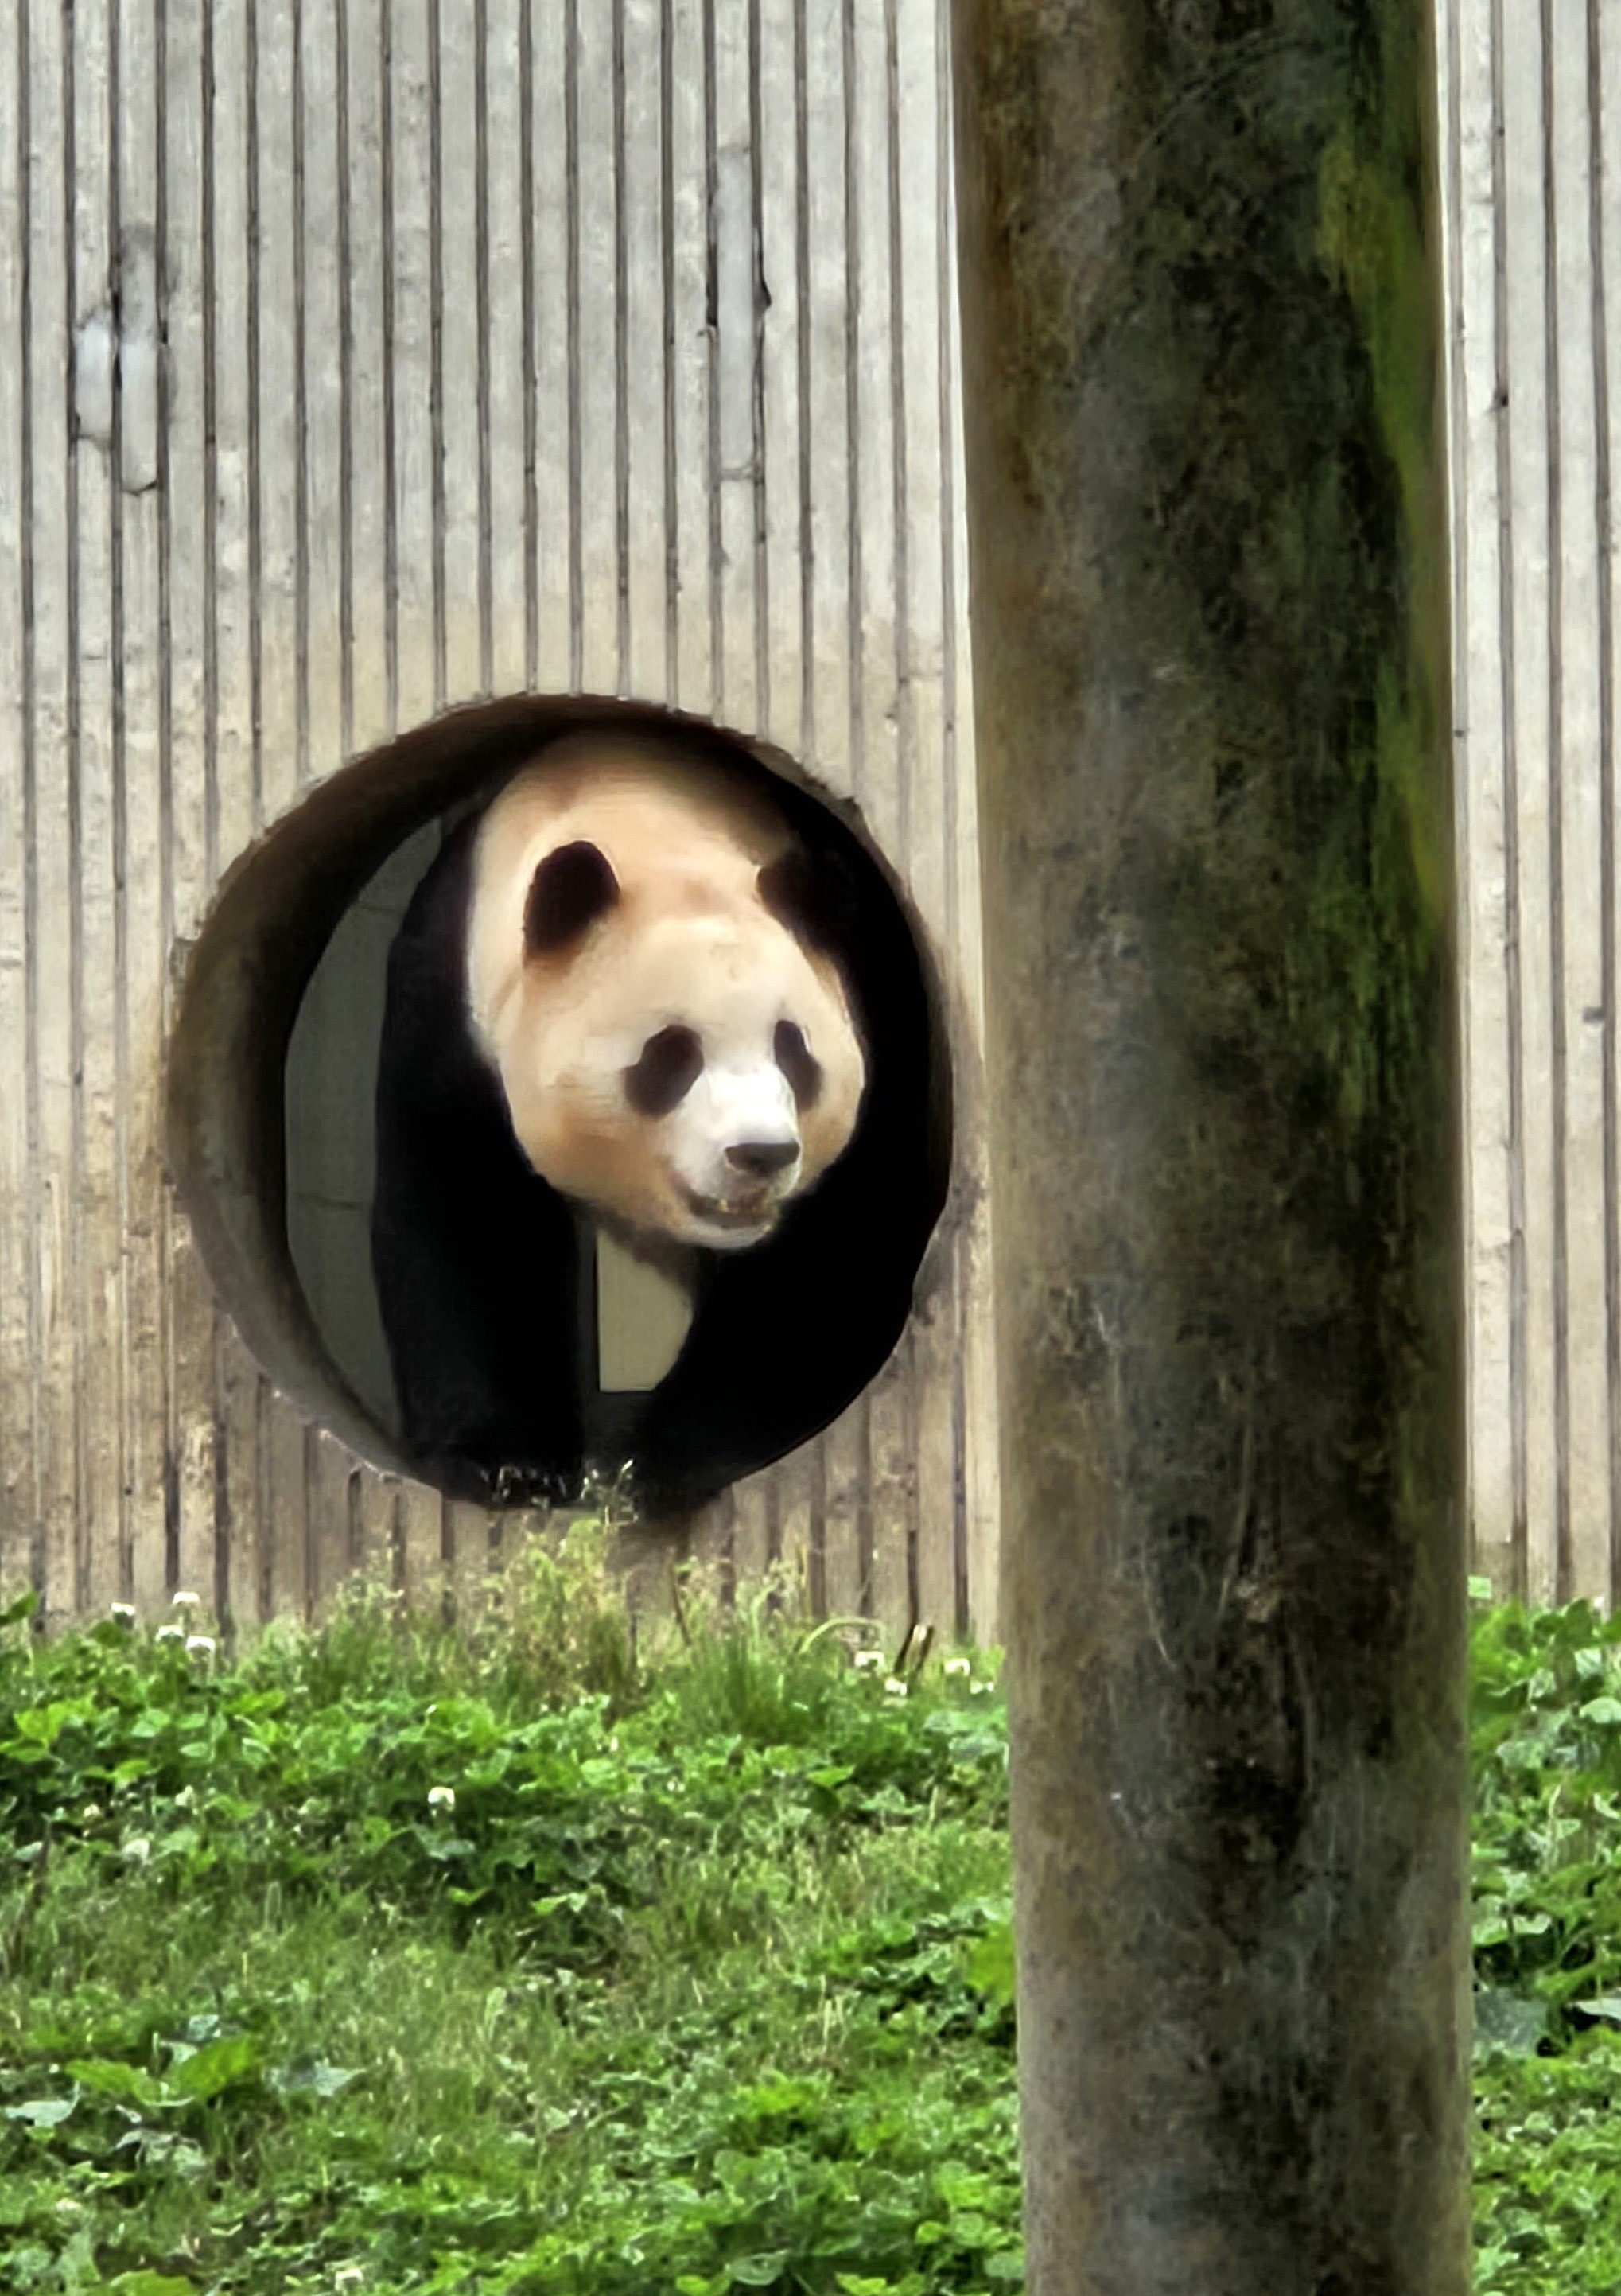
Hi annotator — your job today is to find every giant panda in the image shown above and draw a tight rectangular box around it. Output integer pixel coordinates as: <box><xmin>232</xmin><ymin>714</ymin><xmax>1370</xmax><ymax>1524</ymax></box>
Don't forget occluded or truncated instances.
<box><xmin>371</xmin><ymin>723</ymin><xmax>949</xmax><ymax>1514</ymax></box>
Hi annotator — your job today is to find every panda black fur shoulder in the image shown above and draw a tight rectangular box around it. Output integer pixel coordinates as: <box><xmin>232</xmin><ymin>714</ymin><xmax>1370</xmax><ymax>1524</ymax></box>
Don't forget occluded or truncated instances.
<box><xmin>371</xmin><ymin>727</ymin><xmax>949</xmax><ymax>1513</ymax></box>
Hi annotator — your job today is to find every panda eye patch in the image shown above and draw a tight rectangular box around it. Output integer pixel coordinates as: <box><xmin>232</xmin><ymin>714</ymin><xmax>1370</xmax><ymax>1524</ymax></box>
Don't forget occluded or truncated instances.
<box><xmin>625</xmin><ymin>1025</ymin><xmax>705</xmax><ymax>1117</ymax></box>
<box><xmin>774</xmin><ymin>1020</ymin><xmax>822</xmax><ymax>1109</ymax></box>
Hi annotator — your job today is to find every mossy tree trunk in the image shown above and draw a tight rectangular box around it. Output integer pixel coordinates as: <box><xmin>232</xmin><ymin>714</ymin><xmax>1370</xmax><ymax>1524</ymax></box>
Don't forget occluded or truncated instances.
<box><xmin>950</xmin><ymin>3</ymin><xmax>1468</xmax><ymax>2289</ymax></box>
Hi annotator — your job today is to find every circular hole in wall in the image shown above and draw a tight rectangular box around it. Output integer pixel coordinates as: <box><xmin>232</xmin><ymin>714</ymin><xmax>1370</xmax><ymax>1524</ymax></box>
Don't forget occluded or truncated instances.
<box><xmin>166</xmin><ymin>698</ymin><xmax>954</xmax><ymax>1515</ymax></box>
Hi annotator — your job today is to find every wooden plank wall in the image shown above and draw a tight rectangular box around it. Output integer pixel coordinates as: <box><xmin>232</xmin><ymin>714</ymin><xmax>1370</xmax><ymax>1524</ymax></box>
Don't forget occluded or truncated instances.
<box><xmin>1439</xmin><ymin>0</ymin><xmax>1621</xmax><ymax>1606</ymax></box>
<box><xmin>0</xmin><ymin>0</ymin><xmax>1001</xmax><ymax>1645</ymax></box>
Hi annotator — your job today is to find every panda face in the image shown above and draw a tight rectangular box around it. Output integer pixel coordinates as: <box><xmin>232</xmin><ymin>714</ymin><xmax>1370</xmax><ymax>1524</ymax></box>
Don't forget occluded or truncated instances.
<box><xmin>624</xmin><ymin>1013</ymin><xmax>805</xmax><ymax>1245</ymax></box>
<box><xmin>496</xmin><ymin>903</ymin><xmax>864</xmax><ymax>1251</ymax></box>
<box><xmin>467</xmin><ymin>754</ymin><xmax>868</xmax><ymax>1253</ymax></box>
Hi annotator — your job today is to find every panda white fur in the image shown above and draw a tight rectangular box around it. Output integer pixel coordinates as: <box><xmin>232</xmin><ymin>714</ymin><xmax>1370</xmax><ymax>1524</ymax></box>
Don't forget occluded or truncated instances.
<box><xmin>371</xmin><ymin>722</ymin><xmax>947</xmax><ymax>1513</ymax></box>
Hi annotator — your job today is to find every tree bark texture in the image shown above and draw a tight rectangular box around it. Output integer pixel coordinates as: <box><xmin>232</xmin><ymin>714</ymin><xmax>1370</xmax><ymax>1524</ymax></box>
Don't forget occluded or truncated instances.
<box><xmin>950</xmin><ymin>3</ymin><xmax>1469</xmax><ymax>2289</ymax></box>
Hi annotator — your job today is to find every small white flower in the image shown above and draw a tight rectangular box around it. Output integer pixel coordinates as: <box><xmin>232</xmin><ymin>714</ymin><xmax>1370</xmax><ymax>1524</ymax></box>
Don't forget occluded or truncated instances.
<box><xmin>970</xmin><ymin>1679</ymin><xmax>993</xmax><ymax>1697</ymax></box>
<box><xmin>185</xmin><ymin>1634</ymin><xmax>216</xmax><ymax>1662</ymax></box>
<box><xmin>427</xmin><ymin>1785</ymin><xmax>456</xmax><ymax>1814</ymax></box>
<box><xmin>110</xmin><ymin>1602</ymin><xmax>136</xmax><ymax>1627</ymax></box>
<box><xmin>171</xmin><ymin>1590</ymin><xmax>201</xmax><ymax>1613</ymax></box>
<box><xmin>883</xmin><ymin>1676</ymin><xmax>908</xmax><ymax>1700</ymax></box>
<box><xmin>852</xmin><ymin>1649</ymin><xmax>884</xmax><ymax>1672</ymax></box>
<box><xmin>174</xmin><ymin>1787</ymin><xmax>196</xmax><ymax>1812</ymax></box>
<box><xmin>155</xmin><ymin>1624</ymin><xmax>184</xmax><ymax>1644</ymax></box>
<box><xmin>334</xmin><ymin>2269</ymin><xmax>365</xmax><ymax>2294</ymax></box>
<box><xmin>943</xmin><ymin>1656</ymin><xmax>972</xmax><ymax>1679</ymax></box>
<box><xmin>121</xmin><ymin>1837</ymin><xmax>151</xmax><ymax>1866</ymax></box>
<box><xmin>80</xmin><ymin>1804</ymin><xmax>104</xmax><ymax>1825</ymax></box>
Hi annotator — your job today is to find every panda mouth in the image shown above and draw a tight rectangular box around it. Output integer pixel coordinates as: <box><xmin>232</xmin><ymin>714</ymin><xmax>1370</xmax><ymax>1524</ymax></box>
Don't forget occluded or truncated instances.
<box><xmin>677</xmin><ymin>1184</ymin><xmax>780</xmax><ymax>1236</ymax></box>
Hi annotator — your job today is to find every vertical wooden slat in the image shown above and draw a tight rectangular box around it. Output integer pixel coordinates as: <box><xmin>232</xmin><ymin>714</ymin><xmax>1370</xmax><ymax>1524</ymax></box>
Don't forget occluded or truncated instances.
<box><xmin>397</xmin><ymin>1477</ymin><xmax>445</xmax><ymax>1609</ymax></box>
<box><xmin>713</xmin><ymin>1</ymin><xmax>772</xmax><ymax>1594</ymax></box>
<box><xmin>1499</xmin><ymin>0</ymin><xmax>1559</xmax><ymax>1602</ymax></box>
<box><xmin>574</xmin><ymin>0</ymin><xmax>618</xmax><ymax>696</ymax></box>
<box><xmin>822</xmin><ymin>1401</ymin><xmax>866</xmax><ymax>1620</ymax></box>
<box><xmin>434</xmin><ymin>0</ymin><xmax>498</xmax><ymax>1567</ymax></box>
<box><xmin>203</xmin><ymin>0</ymin><xmax>264</xmax><ymax>1623</ymax></box>
<box><xmin>29</xmin><ymin>0</ymin><xmax>78</xmax><ymax>1627</ymax></box>
<box><xmin>796</xmin><ymin>0</ymin><xmax>860</xmax><ymax>1619</ymax></box>
<box><xmin>1547</xmin><ymin>0</ymin><xmax>1610</xmax><ymax>1599</ymax></box>
<box><xmin>391</xmin><ymin>0</ymin><xmax>437</xmax><ymax>734</ymax></box>
<box><xmin>485</xmin><ymin>0</ymin><xmax>531</xmax><ymax>699</ymax></box>
<box><xmin>255</xmin><ymin>0</ymin><xmax>301</xmax><ymax>816</ymax></box>
<box><xmin>713</xmin><ymin>0</ymin><xmax>756</xmax><ymax>735</ymax></box>
<box><xmin>445</xmin><ymin>1494</ymin><xmax>496</xmax><ymax>1622</ymax></box>
<box><xmin>347</xmin><ymin>0</ymin><xmax>391</xmax><ymax>753</ymax></box>
<box><xmin>668</xmin><ymin>0</ymin><xmax>712</xmax><ymax>716</ymax></box>
<box><xmin>892</xmin><ymin>0</ymin><xmax>952</xmax><ymax>1642</ymax></box>
<box><xmin>310</xmin><ymin>1426</ymin><xmax>359</xmax><ymax>1614</ymax></box>
<box><xmin>302</xmin><ymin>0</ymin><xmax>347</xmax><ymax>772</ymax></box>
<box><xmin>1443</xmin><ymin>0</ymin><xmax>1514</xmax><ymax>1593</ymax></box>
<box><xmin>758</xmin><ymin>0</ymin><xmax>800</xmax><ymax>761</ymax></box>
<box><xmin>71</xmin><ymin>2</ymin><xmax>120</xmax><ymax>1616</ymax></box>
<box><xmin>1596</xmin><ymin>0</ymin><xmax>1621</xmax><ymax>1610</ymax></box>
<box><xmin>869</xmin><ymin>1352</ymin><xmax>912</xmax><ymax>1640</ymax></box>
<box><xmin>265</xmin><ymin>1390</ymin><xmax>310</xmax><ymax>1621</ymax></box>
<box><xmin>0</xmin><ymin>1</ymin><xmax>31</xmax><ymax>1597</ymax></box>
<box><xmin>353</xmin><ymin>1466</ymin><xmax>400</xmax><ymax>1590</ymax></box>
<box><xmin>622</xmin><ymin>0</ymin><xmax>665</xmax><ymax>701</ymax></box>
<box><xmin>168</xmin><ymin>1225</ymin><xmax>221</xmax><ymax>1608</ymax></box>
<box><xmin>729</xmin><ymin>1474</ymin><xmax>774</xmax><ymax>1608</ymax></box>
<box><xmin>115</xmin><ymin>0</ymin><xmax>165</xmax><ymax>1617</ymax></box>
<box><xmin>165</xmin><ymin>0</ymin><xmax>218</xmax><ymax>1613</ymax></box>
<box><xmin>208</xmin><ymin>1</ymin><xmax>255</xmax><ymax>866</ymax></box>
<box><xmin>849</xmin><ymin>0</ymin><xmax>906</xmax><ymax>1632</ymax></box>
<box><xmin>437</xmin><ymin>0</ymin><xmax>484</xmax><ymax>705</ymax></box>
<box><xmin>530</xmin><ymin>0</ymin><xmax>571</xmax><ymax>689</ymax></box>
<box><xmin>217</xmin><ymin>1326</ymin><xmax>262</xmax><ymax>1630</ymax></box>
<box><xmin>57</xmin><ymin>4</ymin><xmax>101</xmax><ymax>1616</ymax></box>
<box><xmin>775</xmin><ymin>1448</ymin><xmax>814</xmax><ymax>1616</ymax></box>
<box><xmin>935</xmin><ymin>25</ymin><xmax>998</xmax><ymax>1644</ymax></box>
<box><xmin>246</xmin><ymin>0</ymin><xmax>301</xmax><ymax>1601</ymax></box>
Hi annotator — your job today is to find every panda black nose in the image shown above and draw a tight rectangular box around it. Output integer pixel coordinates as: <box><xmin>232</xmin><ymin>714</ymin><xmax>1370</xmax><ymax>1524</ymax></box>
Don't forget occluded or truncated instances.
<box><xmin>725</xmin><ymin>1140</ymin><xmax>799</xmax><ymax>1181</ymax></box>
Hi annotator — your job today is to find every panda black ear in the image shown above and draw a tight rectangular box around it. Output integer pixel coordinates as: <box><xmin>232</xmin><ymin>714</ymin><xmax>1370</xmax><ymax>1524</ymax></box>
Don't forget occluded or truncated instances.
<box><xmin>524</xmin><ymin>840</ymin><xmax>620</xmax><ymax>956</ymax></box>
<box><xmin>757</xmin><ymin>845</ymin><xmax>843</xmax><ymax>953</ymax></box>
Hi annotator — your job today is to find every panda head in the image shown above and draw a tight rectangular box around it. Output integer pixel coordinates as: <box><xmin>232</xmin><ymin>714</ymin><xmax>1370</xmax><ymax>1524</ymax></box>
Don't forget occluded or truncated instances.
<box><xmin>468</xmin><ymin>769</ymin><xmax>869</xmax><ymax>1253</ymax></box>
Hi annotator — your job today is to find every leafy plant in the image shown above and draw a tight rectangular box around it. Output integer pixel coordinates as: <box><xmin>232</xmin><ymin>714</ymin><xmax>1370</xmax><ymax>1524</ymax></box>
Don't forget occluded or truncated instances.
<box><xmin>0</xmin><ymin>1558</ymin><xmax>1617</xmax><ymax>2291</ymax></box>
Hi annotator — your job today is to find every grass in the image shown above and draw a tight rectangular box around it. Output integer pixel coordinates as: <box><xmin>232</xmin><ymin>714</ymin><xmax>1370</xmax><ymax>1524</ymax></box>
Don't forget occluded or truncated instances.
<box><xmin>0</xmin><ymin>1528</ymin><xmax>1617</xmax><ymax>2294</ymax></box>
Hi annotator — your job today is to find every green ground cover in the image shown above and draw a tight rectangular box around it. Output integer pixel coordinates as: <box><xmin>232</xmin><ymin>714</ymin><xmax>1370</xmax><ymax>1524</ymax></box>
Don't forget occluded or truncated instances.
<box><xmin>0</xmin><ymin>1531</ymin><xmax>1616</xmax><ymax>2294</ymax></box>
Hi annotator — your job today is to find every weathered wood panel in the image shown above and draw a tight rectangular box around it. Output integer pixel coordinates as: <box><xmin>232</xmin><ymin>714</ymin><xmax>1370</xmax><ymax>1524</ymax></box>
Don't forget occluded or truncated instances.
<box><xmin>0</xmin><ymin>0</ymin><xmax>1001</xmax><ymax>1647</ymax></box>
<box><xmin>1440</xmin><ymin>0</ymin><xmax>1621</xmax><ymax>1604</ymax></box>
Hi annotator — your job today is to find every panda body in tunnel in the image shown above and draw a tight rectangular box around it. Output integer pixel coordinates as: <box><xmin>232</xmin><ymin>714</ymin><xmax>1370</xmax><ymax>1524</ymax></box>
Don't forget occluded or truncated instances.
<box><xmin>370</xmin><ymin>725</ymin><xmax>950</xmax><ymax>1514</ymax></box>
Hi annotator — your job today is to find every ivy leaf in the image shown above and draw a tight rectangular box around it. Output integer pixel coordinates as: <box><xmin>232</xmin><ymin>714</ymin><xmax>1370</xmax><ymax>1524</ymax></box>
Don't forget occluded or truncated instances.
<box><xmin>1572</xmin><ymin>1994</ymin><xmax>1621</xmax><ymax>2029</ymax></box>
<box><xmin>1474</xmin><ymin>1989</ymin><xmax>1550</xmax><ymax>2058</ymax></box>
<box><xmin>65</xmin><ymin>2057</ymin><xmax>166</xmax><ymax>2109</ymax></box>
<box><xmin>166</xmin><ymin>2033</ymin><xmax>260</xmax><ymax>2100</ymax></box>
<box><xmin>269</xmin><ymin>2059</ymin><xmax>360</xmax><ymax>2099</ymax></box>
<box><xmin>3</xmin><ymin>2096</ymin><xmax>75</xmax><ymax>2128</ymax></box>
<box><xmin>728</xmin><ymin>2254</ymin><xmax>790</xmax><ymax>2286</ymax></box>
